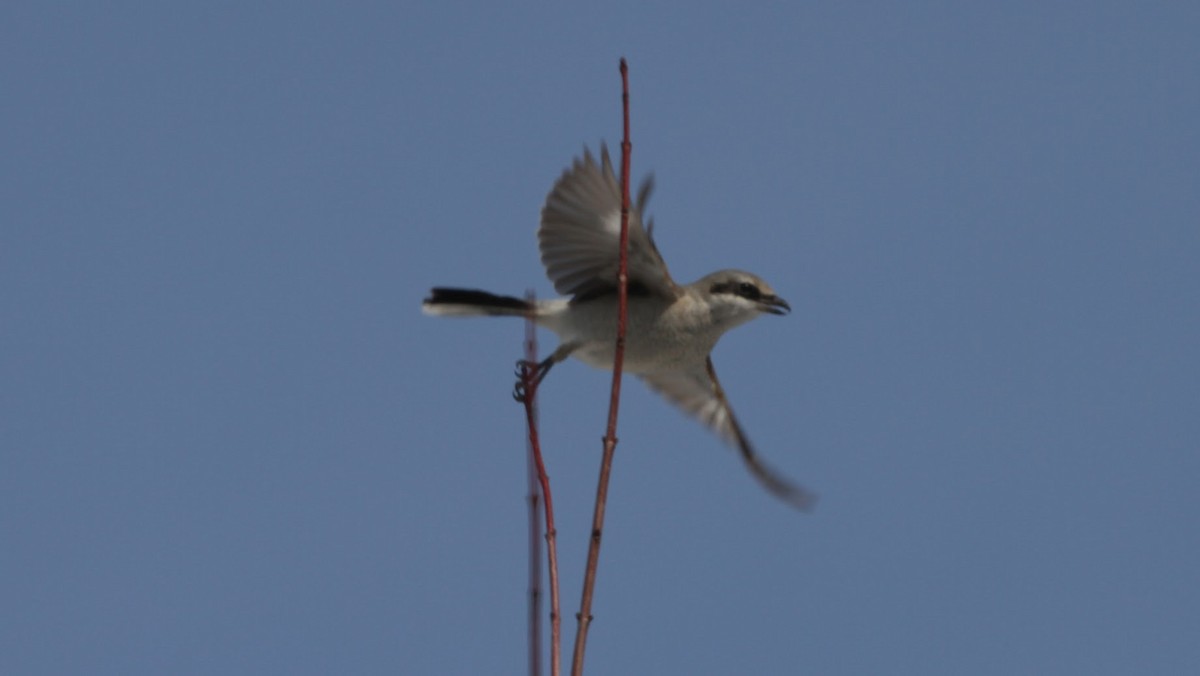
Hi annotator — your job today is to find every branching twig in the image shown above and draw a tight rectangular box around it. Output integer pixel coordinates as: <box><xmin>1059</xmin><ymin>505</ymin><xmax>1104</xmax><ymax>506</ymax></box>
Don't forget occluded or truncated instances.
<box><xmin>521</xmin><ymin>291</ymin><xmax>562</xmax><ymax>676</ymax></box>
<box><xmin>570</xmin><ymin>57</ymin><xmax>632</xmax><ymax>676</ymax></box>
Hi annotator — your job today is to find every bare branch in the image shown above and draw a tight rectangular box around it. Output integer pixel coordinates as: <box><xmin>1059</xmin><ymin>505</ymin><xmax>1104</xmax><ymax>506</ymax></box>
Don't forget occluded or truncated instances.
<box><xmin>521</xmin><ymin>291</ymin><xmax>562</xmax><ymax>676</ymax></box>
<box><xmin>571</xmin><ymin>57</ymin><xmax>632</xmax><ymax>676</ymax></box>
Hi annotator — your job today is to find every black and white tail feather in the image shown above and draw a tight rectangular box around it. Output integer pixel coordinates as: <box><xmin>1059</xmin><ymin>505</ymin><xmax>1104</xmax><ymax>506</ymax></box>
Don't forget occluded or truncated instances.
<box><xmin>423</xmin><ymin>288</ymin><xmax>533</xmax><ymax>317</ymax></box>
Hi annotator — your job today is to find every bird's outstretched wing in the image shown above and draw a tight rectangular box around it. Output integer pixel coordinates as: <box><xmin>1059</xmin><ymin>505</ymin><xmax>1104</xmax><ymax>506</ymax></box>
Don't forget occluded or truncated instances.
<box><xmin>539</xmin><ymin>144</ymin><xmax>679</xmax><ymax>299</ymax></box>
<box><xmin>639</xmin><ymin>358</ymin><xmax>817</xmax><ymax>511</ymax></box>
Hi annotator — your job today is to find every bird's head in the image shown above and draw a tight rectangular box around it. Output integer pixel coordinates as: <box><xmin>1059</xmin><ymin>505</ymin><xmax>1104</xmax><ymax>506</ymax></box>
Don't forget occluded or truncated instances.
<box><xmin>697</xmin><ymin>270</ymin><xmax>791</xmax><ymax>327</ymax></box>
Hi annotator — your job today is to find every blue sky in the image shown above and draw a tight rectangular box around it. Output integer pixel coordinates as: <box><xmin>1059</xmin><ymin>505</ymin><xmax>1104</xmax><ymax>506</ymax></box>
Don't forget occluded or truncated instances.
<box><xmin>2</xmin><ymin>3</ymin><xmax>1198</xmax><ymax>674</ymax></box>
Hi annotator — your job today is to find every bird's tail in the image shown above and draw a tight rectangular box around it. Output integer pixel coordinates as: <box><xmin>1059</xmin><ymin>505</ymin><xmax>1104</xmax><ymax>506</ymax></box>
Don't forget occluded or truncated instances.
<box><xmin>421</xmin><ymin>288</ymin><xmax>535</xmax><ymax>318</ymax></box>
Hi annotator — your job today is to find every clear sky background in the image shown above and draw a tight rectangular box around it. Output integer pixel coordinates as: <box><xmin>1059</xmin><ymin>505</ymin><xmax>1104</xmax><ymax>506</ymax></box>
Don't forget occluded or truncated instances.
<box><xmin>3</xmin><ymin>3</ymin><xmax>1197</xmax><ymax>675</ymax></box>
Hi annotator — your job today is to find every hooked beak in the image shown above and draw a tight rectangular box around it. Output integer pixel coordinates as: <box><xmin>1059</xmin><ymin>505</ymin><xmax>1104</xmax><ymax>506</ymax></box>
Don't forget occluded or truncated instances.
<box><xmin>761</xmin><ymin>295</ymin><xmax>791</xmax><ymax>316</ymax></box>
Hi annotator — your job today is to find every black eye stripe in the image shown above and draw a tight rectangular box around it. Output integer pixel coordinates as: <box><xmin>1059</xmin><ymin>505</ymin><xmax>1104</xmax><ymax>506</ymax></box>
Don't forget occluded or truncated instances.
<box><xmin>709</xmin><ymin>280</ymin><xmax>764</xmax><ymax>301</ymax></box>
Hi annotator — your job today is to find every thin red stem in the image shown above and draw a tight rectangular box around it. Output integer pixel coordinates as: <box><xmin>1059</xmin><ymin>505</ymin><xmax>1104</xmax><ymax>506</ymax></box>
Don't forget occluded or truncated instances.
<box><xmin>524</xmin><ymin>293</ymin><xmax>542</xmax><ymax>676</ymax></box>
<box><xmin>570</xmin><ymin>57</ymin><xmax>632</xmax><ymax>676</ymax></box>
<box><xmin>521</xmin><ymin>293</ymin><xmax>561</xmax><ymax>676</ymax></box>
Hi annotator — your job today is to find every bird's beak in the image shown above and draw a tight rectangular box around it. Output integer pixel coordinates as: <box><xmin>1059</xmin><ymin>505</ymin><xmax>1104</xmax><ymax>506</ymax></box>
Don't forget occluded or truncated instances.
<box><xmin>761</xmin><ymin>295</ymin><xmax>790</xmax><ymax>315</ymax></box>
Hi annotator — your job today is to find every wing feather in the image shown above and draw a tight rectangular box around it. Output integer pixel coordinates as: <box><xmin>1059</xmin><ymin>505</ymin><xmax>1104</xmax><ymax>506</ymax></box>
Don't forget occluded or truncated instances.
<box><xmin>639</xmin><ymin>358</ymin><xmax>817</xmax><ymax>511</ymax></box>
<box><xmin>539</xmin><ymin>145</ymin><xmax>678</xmax><ymax>298</ymax></box>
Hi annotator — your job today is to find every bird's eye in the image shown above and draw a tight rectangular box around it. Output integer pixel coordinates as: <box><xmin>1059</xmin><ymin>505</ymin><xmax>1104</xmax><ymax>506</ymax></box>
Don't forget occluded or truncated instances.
<box><xmin>738</xmin><ymin>282</ymin><xmax>761</xmax><ymax>300</ymax></box>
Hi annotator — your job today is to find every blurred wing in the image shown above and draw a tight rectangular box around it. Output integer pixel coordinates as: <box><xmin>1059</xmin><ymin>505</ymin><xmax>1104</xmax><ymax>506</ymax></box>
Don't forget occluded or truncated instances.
<box><xmin>539</xmin><ymin>144</ymin><xmax>678</xmax><ymax>298</ymax></box>
<box><xmin>639</xmin><ymin>358</ymin><xmax>818</xmax><ymax>511</ymax></box>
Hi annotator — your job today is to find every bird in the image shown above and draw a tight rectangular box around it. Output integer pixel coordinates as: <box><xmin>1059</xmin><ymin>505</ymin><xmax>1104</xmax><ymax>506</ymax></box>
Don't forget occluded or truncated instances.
<box><xmin>422</xmin><ymin>145</ymin><xmax>816</xmax><ymax>510</ymax></box>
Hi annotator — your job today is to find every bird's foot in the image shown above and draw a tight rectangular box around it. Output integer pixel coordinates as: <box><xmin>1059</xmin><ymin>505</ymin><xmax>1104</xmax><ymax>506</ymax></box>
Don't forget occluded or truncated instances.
<box><xmin>512</xmin><ymin>358</ymin><xmax>553</xmax><ymax>403</ymax></box>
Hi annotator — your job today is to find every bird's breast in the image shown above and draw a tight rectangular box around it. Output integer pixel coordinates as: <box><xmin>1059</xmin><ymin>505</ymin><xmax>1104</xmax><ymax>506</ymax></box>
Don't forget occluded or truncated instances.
<box><xmin>549</xmin><ymin>295</ymin><xmax>719</xmax><ymax>374</ymax></box>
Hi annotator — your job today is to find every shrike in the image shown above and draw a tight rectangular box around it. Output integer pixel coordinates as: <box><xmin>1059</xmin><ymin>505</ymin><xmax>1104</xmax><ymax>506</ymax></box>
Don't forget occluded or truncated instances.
<box><xmin>423</xmin><ymin>145</ymin><xmax>816</xmax><ymax>510</ymax></box>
